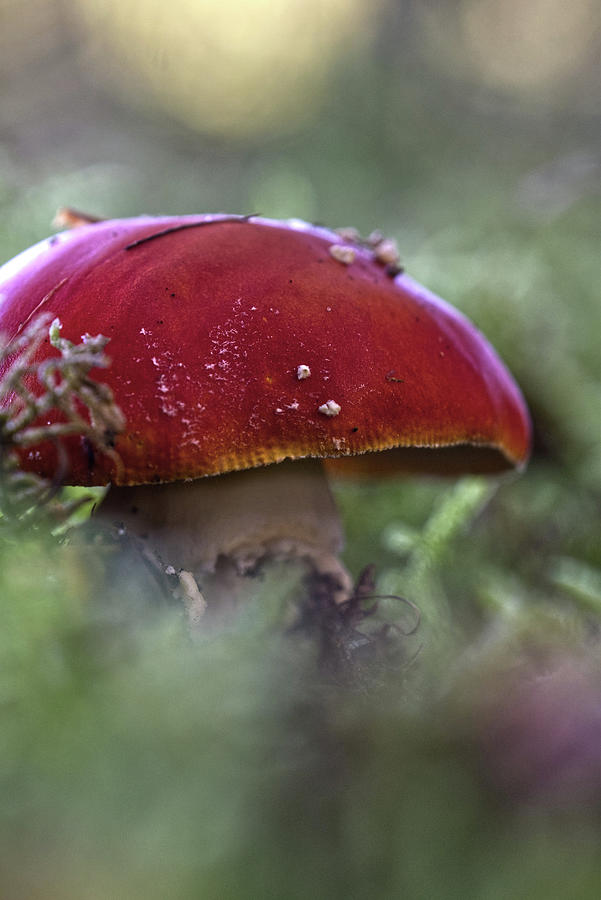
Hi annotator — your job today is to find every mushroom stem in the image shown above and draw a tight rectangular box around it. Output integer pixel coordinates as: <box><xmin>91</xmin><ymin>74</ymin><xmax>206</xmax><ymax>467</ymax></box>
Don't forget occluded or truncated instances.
<box><xmin>95</xmin><ymin>458</ymin><xmax>353</xmax><ymax>621</ymax></box>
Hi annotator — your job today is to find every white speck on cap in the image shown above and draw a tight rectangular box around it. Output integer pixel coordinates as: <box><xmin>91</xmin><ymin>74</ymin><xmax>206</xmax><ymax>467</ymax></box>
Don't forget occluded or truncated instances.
<box><xmin>297</xmin><ymin>364</ymin><xmax>311</xmax><ymax>380</ymax></box>
<box><xmin>329</xmin><ymin>244</ymin><xmax>355</xmax><ymax>265</ymax></box>
<box><xmin>373</xmin><ymin>237</ymin><xmax>400</xmax><ymax>266</ymax></box>
<box><xmin>335</xmin><ymin>226</ymin><xmax>361</xmax><ymax>243</ymax></box>
<box><xmin>318</xmin><ymin>400</ymin><xmax>341</xmax><ymax>417</ymax></box>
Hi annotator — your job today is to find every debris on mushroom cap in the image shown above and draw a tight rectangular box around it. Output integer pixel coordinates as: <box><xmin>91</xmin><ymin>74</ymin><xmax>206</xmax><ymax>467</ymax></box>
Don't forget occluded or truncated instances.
<box><xmin>368</xmin><ymin>229</ymin><xmax>387</xmax><ymax>247</ymax></box>
<box><xmin>384</xmin><ymin>261</ymin><xmax>404</xmax><ymax>278</ymax></box>
<box><xmin>329</xmin><ymin>244</ymin><xmax>356</xmax><ymax>265</ymax></box>
<box><xmin>372</xmin><ymin>237</ymin><xmax>400</xmax><ymax>267</ymax></box>
<box><xmin>0</xmin><ymin>214</ymin><xmax>531</xmax><ymax>485</ymax></box>
<box><xmin>335</xmin><ymin>226</ymin><xmax>361</xmax><ymax>243</ymax></box>
<box><xmin>333</xmin><ymin>224</ymin><xmax>403</xmax><ymax>275</ymax></box>
<box><xmin>52</xmin><ymin>207</ymin><xmax>103</xmax><ymax>229</ymax></box>
<box><xmin>318</xmin><ymin>400</ymin><xmax>341</xmax><ymax>417</ymax></box>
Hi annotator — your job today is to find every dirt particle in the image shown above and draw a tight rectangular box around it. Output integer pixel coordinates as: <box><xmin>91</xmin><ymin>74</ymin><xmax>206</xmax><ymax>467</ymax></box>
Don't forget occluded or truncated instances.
<box><xmin>335</xmin><ymin>226</ymin><xmax>361</xmax><ymax>243</ymax></box>
<box><xmin>318</xmin><ymin>400</ymin><xmax>341</xmax><ymax>417</ymax></box>
<box><xmin>386</xmin><ymin>371</ymin><xmax>404</xmax><ymax>383</ymax></box>
<box><xmin>373</xmin><ymin>237</ymin><xmax>400</xmax><ymax>266</ymax></box>
<box><xmin>386</xmin><ymin>262</ymin><xmax>404</xmax><ymax>277</ymax></box>
<box><xmin>366</xmin><ymin>230</ymin><xmax>384</xmax><ymax>247</ymax></box>
<box><xmin>329</xmin><ymin>244</ymin><xmax>356</xmax><ymax>265</ymax></box>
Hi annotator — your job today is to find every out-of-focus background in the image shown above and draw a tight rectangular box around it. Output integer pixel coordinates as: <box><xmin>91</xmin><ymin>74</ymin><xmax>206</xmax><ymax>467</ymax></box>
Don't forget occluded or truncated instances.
<box><xmin>1</xmin><ymin>2</ymin><xmax>600</xmax><ymax>898</ymax></box>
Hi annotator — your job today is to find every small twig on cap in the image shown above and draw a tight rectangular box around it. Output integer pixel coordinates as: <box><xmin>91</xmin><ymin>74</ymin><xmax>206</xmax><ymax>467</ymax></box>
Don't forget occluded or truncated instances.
<box><xmin>53</xmin><ymin>208</ymin><xmax>104</xmax><ymax>229</ymax></box>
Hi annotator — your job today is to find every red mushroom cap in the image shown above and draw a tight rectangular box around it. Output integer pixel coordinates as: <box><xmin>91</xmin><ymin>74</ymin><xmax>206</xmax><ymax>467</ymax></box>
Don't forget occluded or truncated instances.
<box><xmin>0</xmin><ymin>215</ymin><xmax>531</xmax><ymax>485</ymax></box>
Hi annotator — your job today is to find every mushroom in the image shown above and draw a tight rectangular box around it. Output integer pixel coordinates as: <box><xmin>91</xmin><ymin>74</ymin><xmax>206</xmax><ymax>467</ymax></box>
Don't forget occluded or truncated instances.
<box><xmin>0</xmin><ymin>214</ymin><xmax>531</xmax><ymax>617</ymax></box>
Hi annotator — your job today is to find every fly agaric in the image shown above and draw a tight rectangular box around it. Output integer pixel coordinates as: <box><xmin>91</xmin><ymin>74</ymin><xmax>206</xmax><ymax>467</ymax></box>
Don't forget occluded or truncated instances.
<box><xmin>0</xmin><ymin>213</ymin><xmax>531</xmax><ymax>614</ymax></box>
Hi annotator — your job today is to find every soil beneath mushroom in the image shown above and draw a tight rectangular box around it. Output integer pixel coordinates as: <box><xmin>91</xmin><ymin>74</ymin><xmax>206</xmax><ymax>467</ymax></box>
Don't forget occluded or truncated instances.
<box><xmin>79</xmin><ymin>519</ymin><xmax>412</xmax><ymax>677</ymax></box>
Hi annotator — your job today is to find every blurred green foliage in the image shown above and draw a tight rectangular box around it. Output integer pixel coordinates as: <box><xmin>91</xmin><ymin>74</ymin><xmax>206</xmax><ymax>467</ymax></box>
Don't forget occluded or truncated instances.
<box><xmin>1</xmin><ymin>512</ymin><xmax>600</xmax><ymax>899</ymax></box>
<box><xmin>1</xmin><ymin>1</ymin><xmax>600</xmax><ymax>896</ymax></box>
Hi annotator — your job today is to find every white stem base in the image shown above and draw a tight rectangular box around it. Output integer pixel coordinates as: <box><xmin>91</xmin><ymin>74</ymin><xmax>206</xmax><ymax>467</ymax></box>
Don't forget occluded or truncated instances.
<box><xmin>96</xmin><ymin>458</ymin><xmax>353</xmax><ymax>618</ymax></box>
